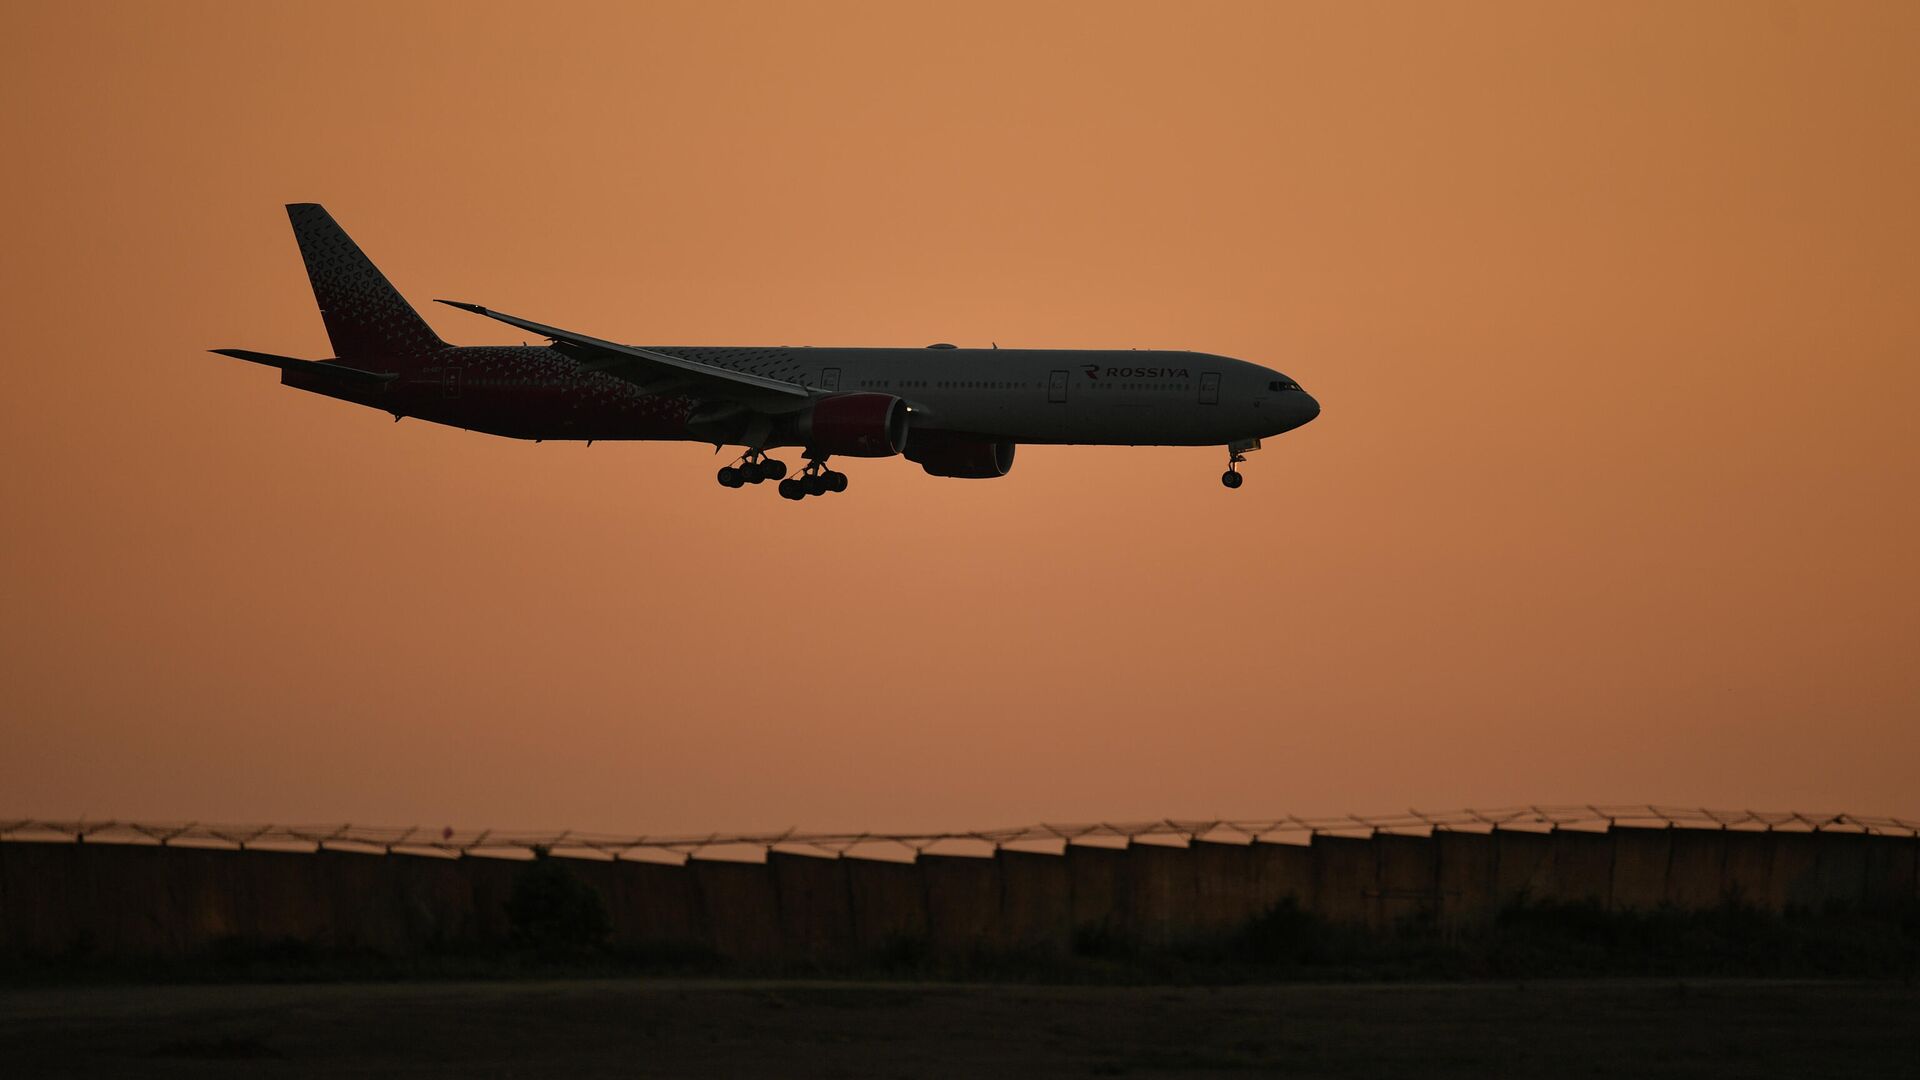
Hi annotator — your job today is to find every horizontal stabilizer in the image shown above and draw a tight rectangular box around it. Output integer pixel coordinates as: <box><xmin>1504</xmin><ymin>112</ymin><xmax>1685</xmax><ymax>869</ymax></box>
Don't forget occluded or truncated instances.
<box><xmin>210</xmin><ymin>349</ymin><xmax>399</xmax><ymax>383</ymax></box>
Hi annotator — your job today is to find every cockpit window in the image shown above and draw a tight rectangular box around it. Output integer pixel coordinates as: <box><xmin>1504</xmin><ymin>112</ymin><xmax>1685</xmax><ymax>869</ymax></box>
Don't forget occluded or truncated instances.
<box><xmin>1269</xmin><ymin>379</ymin><xmax>1302</xmax><ymax>392</ymax></box>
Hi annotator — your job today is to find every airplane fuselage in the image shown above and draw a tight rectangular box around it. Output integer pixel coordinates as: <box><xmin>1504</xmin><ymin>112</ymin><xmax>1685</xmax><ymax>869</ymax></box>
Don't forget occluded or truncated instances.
<box><xmin>290</xmin><ymin>343</ymin><xmax>1320</xmax><ymax>447</ymax></box>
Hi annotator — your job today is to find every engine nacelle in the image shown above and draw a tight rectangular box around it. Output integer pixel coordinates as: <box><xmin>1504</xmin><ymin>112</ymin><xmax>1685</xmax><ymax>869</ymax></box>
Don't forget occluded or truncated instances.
<box><xmin>801</xmin><ymin>393</ymin><xmax>910</xmax><ymax>457</ymax></box>
<box><xmin>904</xmin><ymin>430</ymin><xmax>1016</xmax><ymax>478</ymax></box>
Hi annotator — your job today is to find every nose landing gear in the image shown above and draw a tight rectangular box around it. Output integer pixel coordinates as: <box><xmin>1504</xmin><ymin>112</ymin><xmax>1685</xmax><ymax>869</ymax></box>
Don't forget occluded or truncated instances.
<box><xmin>1221</xmin><ymin>438</ymin><xmax>1260</xmax><ymax>490</ymax></box>
<box><xmin>778</xmin><ymin>458</ymin><xmax>848</xmax><ymax>500</ymax></box>
<box><xmin>718</xmin><ymin>452</ymin><xmax>788</xmax><ymax>489</ymax></box>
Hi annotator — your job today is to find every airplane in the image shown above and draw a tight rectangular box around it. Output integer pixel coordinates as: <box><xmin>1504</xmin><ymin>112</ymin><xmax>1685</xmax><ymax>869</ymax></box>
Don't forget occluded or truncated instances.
<box><xmin>215</xmin><ymin>204</ymin><xmax>1320</xmax><ymax>498</ymax></box>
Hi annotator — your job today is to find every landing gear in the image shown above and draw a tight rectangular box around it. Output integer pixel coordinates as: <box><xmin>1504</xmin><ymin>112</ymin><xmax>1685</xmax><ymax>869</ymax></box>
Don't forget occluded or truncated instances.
<box><xmin>1222</xmin><ymin>438</ymin><xmax>1259</xmax><ymax>490</ymax></box>
<box><xmin>719</xmin><ymin>450</ymin><xmax>844</xmax><ymax>499</ymax></box>
<box><xmin>778</xmin><ymin>458</ymin><xmax>848</xmax><ymax>500</ymax></box>
<box><xmin>717</xmin><ymin>452</ymin><xmax>788</xmax><ymax>489</ymax></box>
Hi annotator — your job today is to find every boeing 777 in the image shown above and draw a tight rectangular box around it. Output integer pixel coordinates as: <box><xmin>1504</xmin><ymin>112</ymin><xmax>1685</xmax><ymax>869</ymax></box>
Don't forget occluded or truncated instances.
<box><xmin>215</xmin><ymin>204</ymin><xmax>1320</xmax><ymax>498</ymax></box>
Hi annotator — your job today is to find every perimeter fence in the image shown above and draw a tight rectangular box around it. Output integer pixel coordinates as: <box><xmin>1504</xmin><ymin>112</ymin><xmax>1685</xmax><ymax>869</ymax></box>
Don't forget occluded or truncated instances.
<box><xmin>6</xmin><ymin>806</ymin><xmax>1917</xmax><ymax>861</ymax></box>
<box><xmin>5</xmin><ymin>807</ymin><xmax>1916</xmax><ymax>966</ymax></box>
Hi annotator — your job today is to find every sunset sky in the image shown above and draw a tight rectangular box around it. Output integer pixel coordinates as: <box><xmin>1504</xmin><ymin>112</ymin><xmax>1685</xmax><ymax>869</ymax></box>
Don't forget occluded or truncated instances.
<box><xmin>2</xmin><ymin>1</ymin><xmax>1915</xmax><ymax>835</ymax></box>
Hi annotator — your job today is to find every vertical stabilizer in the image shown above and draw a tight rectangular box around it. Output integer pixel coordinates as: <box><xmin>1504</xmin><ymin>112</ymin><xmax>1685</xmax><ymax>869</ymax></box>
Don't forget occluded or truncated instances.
<box><xmin>286</xmin><ymin>203</ymin><xmax>444</xmax><ymax>360</ymax></box>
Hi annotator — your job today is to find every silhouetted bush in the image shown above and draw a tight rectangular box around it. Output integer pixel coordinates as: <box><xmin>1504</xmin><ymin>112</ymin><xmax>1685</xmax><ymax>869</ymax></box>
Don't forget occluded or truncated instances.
<box><xmin>1230</xmin><ymin>897</ymin><xmax>1346</xmax><ymax>965</ymax></box>
<box><xmin>10</xmin><ymin>885</ymin><xmax>1914</xmax><ymax>986</ymax></box>
<box><xmin>1072</xmin><ymin>922</ymin><xmax>1129</xmax><ymax>960</ymax></box>
<box><xmin>504</xmin><ymin>851</ymin><xmax>611</xmax><ymax>953</ymax></box>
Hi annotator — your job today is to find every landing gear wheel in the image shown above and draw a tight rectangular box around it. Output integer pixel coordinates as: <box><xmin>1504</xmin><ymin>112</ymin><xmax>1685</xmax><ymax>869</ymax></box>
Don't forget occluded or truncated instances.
<box><xmin>1221</xmin><ymin>442</ymin><xmax>1256</xmax><ymax>490</ymax></box>
<box><xmin>725</xmin><ymin>452</ymin><xmax>790</xmax><ymax>488</ymax></box>
<box><xmin>777</xmin><ymin>456</ymin><xmax>841</xmax><ymax>501</ymax></box>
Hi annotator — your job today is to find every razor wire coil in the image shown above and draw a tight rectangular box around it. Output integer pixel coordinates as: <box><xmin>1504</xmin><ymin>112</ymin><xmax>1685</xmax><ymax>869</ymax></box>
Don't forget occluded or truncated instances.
<box><xmin>3</xmin><ymin>806</ymin><xmax>1915</xmax><ymax>861</ymax></box>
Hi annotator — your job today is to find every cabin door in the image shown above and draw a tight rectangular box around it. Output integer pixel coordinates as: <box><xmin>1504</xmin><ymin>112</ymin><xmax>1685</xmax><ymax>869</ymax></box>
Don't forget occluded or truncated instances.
<box><xmin>1198</xmin><ymin>371</ymin><xmax>1220</xmax><ymax>405</ymax></box>
<box><xmin>1047</xmin><ymin>369</ymin><xmax>1069</xmax><ymax>403</ymax></box>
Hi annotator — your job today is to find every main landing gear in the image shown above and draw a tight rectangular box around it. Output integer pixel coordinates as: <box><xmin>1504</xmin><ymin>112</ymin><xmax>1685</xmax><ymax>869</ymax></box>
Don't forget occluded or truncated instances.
<box><xmin>778</xmin><ymin>458</ymin><xmax>848</xmax><ymax>500</ymax></box>
<box><xmin>718</xmin><ymin>452</ymin><xmax>787</xmax><ymax>489</ymax></box>
<box><xmin>1221</xmin><ymin>438</ymin><xmax>1260</xmax><ymax>490</ymax></box>
<box><xmin>718</xmin><ymin>451</ymin><xmax>847</xmax><ymax>499</ymax></box>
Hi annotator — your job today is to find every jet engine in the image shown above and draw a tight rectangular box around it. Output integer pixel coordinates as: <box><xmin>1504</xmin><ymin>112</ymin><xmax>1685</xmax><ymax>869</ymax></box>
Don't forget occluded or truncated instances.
<box><xmin>904</xmin><ymin>430</ymin><xmax>1016</xmax><ymax>478</ymax></box>
<box><xmin>799</xmin><ymin>393</ymin><xmax>911</xmax><ymax>457</ymax></box>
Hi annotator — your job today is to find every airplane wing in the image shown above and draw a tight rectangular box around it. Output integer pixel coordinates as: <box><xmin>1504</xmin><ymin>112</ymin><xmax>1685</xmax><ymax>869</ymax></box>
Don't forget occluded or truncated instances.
<box><xmin>434</xmin><ymin>300</ymin><xmax>809</xmax><ymax>400</ymax></box>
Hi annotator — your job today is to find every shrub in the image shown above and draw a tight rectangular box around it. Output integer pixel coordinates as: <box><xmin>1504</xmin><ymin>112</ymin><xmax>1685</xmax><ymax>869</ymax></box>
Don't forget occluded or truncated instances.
<box><xmin>504</xmin><ymin>852</ymin><xmax>611</xmax><ymax>952</ymax></box>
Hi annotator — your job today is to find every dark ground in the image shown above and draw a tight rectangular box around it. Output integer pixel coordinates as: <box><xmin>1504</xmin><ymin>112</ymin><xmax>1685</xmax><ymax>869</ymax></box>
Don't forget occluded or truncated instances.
<box><xmin>2</xmin><ymin>978</ymin><xmax>1915</xmax><ymax>1078</ymax></box>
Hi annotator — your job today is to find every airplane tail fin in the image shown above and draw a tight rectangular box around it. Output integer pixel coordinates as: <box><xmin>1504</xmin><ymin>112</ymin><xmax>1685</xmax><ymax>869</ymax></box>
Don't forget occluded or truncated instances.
<box><xmin>286</xmin><ymin>203</ymin><xmax>445</xmax><ymax>361</ymax></box>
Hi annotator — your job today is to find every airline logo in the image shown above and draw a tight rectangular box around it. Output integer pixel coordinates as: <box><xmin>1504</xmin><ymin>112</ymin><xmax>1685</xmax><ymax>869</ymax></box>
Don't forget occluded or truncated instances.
<box><xmin>1081</xmin><ymin>364</ymin><xmax>1191</xmax><ymax>380</ymax></box>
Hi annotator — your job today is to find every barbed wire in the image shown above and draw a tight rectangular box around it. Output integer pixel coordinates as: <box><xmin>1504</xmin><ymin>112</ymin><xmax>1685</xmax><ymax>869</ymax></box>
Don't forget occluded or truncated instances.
<box><xmin>2</xmin><ymin>806</ymin><xmax>1914</xmax><ymax>860</ymax></box>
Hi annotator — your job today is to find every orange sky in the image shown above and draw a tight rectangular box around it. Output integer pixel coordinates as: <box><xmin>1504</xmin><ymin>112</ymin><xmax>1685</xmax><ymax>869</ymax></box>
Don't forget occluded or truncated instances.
<box><xmin>2</xmin><ymin>1</ymin><xmax>1915</xmax><ymax>834</ymax></box>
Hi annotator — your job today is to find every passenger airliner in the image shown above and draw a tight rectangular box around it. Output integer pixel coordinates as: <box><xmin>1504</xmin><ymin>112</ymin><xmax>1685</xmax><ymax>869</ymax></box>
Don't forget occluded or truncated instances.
<box><xmin>216</xmin><ymin>205</ymin><xmax>1319</xmax><ymax>497</ymax></box>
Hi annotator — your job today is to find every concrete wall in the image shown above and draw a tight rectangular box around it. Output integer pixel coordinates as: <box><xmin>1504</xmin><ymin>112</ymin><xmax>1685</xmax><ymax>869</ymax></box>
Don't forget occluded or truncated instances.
<box><xmin>1492</xmin><ymin>829</ymin><xmax>1554</xmax><ymax>905</ymax></box>
<box><xmin>1125</xmin><ymin>843</ymin><xmax>1198</xmax><ymax>947</ymax></box>
<box><xmin>1608</xmin><ymin>827</ymin><xmax>1672</xmax><ymax>910</ymax></box>
<box><xmin>689</xmin><ymin>858</ymin><xmax>782</xmax><ymax>964</ymax></box>
<box><xmin>1721</xmin><ymin>829</ymin><xmax>1774</xmax><ymax>907</ymax></box>
<box><xmin>1248</xmin><ymin>842</ymin><xmax>1311</xmax><ymax>912</ymax></box>
<box><xmin>1434</xmin><ymin>830</ymin><xmax>1496</xmax><ymax>930</ymax></box>
<box><xmin>997</xmin><ymin>849</ymin><xmax>1071</xmax><ymax>955</ymax></box>
<box><xmin>1066</xmin><ymin>843</ymin><xmax>1127</xmax><ymax>944</ymax></box>
<box><xmin>610</xmin><ymin>859</ymin><xmax>704</xmax><ymax>953</ymax></box>
<box><xmin>1550</xmin><ymin>829</ymin><xmax>1614</xmax><ymax>906</ymax></box>
<box><xmin>1767</xmin><ymin>830</ymin><xmax>1826</xmax><ymax>910</ymax></box>
<box><xmin>1663</xmin><ymin>828</ymin><xmax>1727</xmax><ymax>910</ymax></box>
<box><xmin>1189</xmin><ymin>842</ymin><xmax>1260</xmax><ymax>933</ymax></box>
<box><xmin>1374</xmin><ymin>834</ymin><xmax>1437</xmax><ymax>930</ymax></box>
<box><xmin>1310</xmin><ymin>835</ymin><xmax>1376</xmax><ymax>926</ymax></box>
<box><xmin>5</xmin><ymin>826</ymin><xmax>1912</xmax><ymax>966</ymax></box>
<box><xmin>918</xmin><ymin>854</ymin><xmax>1001</xmax><ymax>959</ymax></box>
<box><xmin>1812</xmin><ymin>833</ymin><xmax>1869</xmax><ymax>910</ymax></box>
<box><xmin>843</xmin><ymin>856</ymin><xmax>926</xmax><ymax>959</ymax></box>
<box><xmin>767</xmin><ymin>852</ymin><xmax>851</xmax><ymax>967</ymax></box>
<box><xmin>1863</xmin><ymin>835</ymin><xmax>1917</xmax><ymax>909</ymax></box>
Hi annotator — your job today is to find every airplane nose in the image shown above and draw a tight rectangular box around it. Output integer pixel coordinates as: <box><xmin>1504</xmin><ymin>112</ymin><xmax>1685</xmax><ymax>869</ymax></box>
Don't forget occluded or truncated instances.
<box><xmin>1300</xmin><ymin>393</ymin><xmax>1321</xmax><ymax>424</ymax></box>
